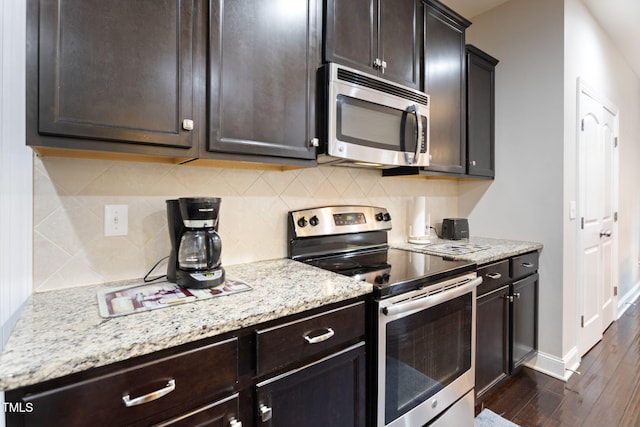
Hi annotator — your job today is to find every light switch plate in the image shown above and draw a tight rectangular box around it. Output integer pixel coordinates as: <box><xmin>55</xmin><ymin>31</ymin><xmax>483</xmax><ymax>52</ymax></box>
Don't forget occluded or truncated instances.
<box><xmin>569</xmin><ymin>201</ymin><xmax>577</xmax><ymax>220</ymax></box>
<box><xmin>104</xmin><ymin>204</ymin><xmax>128</xmax><ymax>236</ymax></box>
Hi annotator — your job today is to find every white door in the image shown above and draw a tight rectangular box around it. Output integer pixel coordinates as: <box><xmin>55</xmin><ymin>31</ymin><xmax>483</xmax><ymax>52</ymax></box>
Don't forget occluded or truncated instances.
<box><xmin>577</xmin><ymin>81</ymin><xmax>618</xmax><ymax>356</ymax></box>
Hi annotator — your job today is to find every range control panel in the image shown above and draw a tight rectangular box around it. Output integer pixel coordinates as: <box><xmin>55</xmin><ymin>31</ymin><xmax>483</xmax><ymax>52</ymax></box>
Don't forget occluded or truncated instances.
<box><xmin>289</xmin><ymin>205</ymin><xmax>392</xmax><ymax>238</ymax></box>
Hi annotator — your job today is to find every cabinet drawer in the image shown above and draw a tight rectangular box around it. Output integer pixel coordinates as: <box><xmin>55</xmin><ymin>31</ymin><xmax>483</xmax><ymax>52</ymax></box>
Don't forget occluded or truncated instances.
<box><xmin>477</xmin><ymin>260</ymin><xmax>510</xmax><ymax>296</ymax></box>
<box><xmin>21</xmin><ymin>338</ymin><xmax>238</xmax><ymax>427</ymax></box>
<box><xmin>256</xmin><ymin>302</ymin><xmax>365</xmax><ymax>376</ymax></box>
<box><xmin>511</xmin><ymin>251</ymin><xmax>539</xmax><ymax>281</ymax></box>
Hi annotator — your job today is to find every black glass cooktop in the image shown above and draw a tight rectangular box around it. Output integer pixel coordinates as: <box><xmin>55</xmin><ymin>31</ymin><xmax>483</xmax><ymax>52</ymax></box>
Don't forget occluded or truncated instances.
<box><xmin>304</xmin><ymin>247</ymin><xmax>476</xmax><ymax>298</ymax></box>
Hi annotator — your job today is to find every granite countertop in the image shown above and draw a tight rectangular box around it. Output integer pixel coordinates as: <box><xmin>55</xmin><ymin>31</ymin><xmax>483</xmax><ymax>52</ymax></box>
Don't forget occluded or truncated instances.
<box><xmin>392</xmin><ymin>236</ymin><xmax>543</xmax><ymax>265</ymax></box>
<box><xmin>0</xmin><ymin>259</ymin><xmax>372</xmax><ymax>391</ymax></box>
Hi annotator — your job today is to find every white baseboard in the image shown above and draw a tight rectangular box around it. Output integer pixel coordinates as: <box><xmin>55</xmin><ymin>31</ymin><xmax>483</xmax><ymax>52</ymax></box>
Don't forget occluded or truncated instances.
<box><xmin>617</xmin><ymin>281</ymin><xmax>640</xmax><ymax>319</ymax></box>
<box><xmin>526</xmin><ymin>350</ymin><xmax>573</xmax><ymax>381</ymax></box>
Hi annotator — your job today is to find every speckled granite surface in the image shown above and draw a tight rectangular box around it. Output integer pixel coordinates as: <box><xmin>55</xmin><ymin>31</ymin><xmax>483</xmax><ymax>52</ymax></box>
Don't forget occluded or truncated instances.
<box><xmin>0</xmin><ymin>259</ymin><xmax>371</xmax><ymax>391</ymax></box>
<box><xmin>392</xmin><ymin>236</ymin><xmax>543</xmax><ymax>265</ymax></box>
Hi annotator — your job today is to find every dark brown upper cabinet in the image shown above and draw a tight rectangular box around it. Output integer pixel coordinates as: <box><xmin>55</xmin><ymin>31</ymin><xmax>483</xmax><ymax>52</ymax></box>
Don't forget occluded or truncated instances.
<box><xmin>422</xmin><ymin>0</ymin><xmax>470</xmax><ymax>175</ymax></box>
<box><xmin>467</xmin><ymin>45</ymin><xmax>499</xmax><ymax>178</ymax></box>
<box><xmin>206</xmin><ymin>0</ymin><xmax>321</xmax><ymax>164</ymax></box>
<box><xmin>324</xmin><ymin>0</ymin><xmax>423</xmax><ymax>90</ymax></box>
<box><xmin>27</xmin><ymin>0</ymin><xmax>199</xmax><ymax>161</ymax></box>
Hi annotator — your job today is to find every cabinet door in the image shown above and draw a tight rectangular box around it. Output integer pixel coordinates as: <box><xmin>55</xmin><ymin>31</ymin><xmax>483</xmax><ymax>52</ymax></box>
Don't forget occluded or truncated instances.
<box><xmin>255</xmin><ymin>343</ymin><xmax>366</xmax><ymax>427</ymax></box>
<box><xmin>208</xmin><ymin>0</ymin><xmax>319</xmax><ymax>161</ymax></box>
<box><xmin>423</xmin><ymin>1</ymin><xmax>470</xmax><ymax>175</ymax></box>
<box><xmin>158</xmin><ymin>393</ymin><xmax>240</xmax><ymax>427</ymax></box>
<box><xmin>475</xmin><ymin>285</ymin><xmax>509</xmax><ymax>401</ymax></box>
<box><xmin>34</xmin><ymin>0</ymin><xmax>195</xmax><ymax>150</ymax></box>
<box><xmin>378</xmin><ymin>0</ymin><xmax>422</xmax><ymax>89</ymax></box>
<box><xmin>324</xmin><ymin>0</ymin><xmax>376</xmax><ymax>75</ymax></box>
<box><xmin>467</xmin><ymin>45</ymin><xmax>498</xmax><ymax>178</ymax></box>
<box><xmin>511</xmin><ymin>273</ymin><xmax>539</xmax><ymax>371</ymax></box>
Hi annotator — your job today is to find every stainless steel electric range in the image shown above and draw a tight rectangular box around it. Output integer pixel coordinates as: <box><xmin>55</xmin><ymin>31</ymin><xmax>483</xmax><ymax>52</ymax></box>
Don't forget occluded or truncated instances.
<box><xmin>288</xmin><ymin>205</ymin><xmax>481</xmax><ymax>427</ymax></box>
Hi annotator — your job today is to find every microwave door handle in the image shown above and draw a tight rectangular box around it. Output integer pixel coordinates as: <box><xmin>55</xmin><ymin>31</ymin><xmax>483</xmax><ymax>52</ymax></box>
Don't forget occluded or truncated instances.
<box><xmin>403</xmin><ymin>105</ymin><xmax>421</xmax><ymax>165</ymax></box>
<box><xmin>414</xmin><ymin>105</ymin><xmax>423</xmax><ymax>161</ymax></box>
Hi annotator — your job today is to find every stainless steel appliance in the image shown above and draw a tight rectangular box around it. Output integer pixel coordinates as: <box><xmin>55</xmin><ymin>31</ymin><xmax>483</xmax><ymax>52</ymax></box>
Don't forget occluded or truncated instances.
<box><xmin>166</xmin><ymin>197</ymin><xmax>225</xmax><ymax>289</ymax></box>
<box><xmin>287</xmin><ymin>205</ymin><xmax>480</xmax><ymax>426</ymax></box>
<box><xmin>319</xmin><ymin>63</ymin><xmax>430</xmax><ymax>168</ymax></box>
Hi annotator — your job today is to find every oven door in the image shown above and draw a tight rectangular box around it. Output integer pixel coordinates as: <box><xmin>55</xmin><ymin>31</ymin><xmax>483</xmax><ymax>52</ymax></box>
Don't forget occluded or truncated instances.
<box><xmin>376</xmin><ymin>274</ymin><xmax>481</xmax><ymax>427</ymax></box>
<box><xmin>325</xmin><ymin>64</ymin><xmax>430</xmax><ymax>167</ymax></box>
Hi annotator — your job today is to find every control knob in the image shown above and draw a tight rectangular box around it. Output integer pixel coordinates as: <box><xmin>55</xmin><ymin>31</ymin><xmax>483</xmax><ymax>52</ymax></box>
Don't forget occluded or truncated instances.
<box><xmin>383</xmin><ymin>213</ymin><xmax>391</xmax><ymax>221</ymax></box>
<box><xmin>297</xmin><ymin>217</ymin><xmax>307</xmax><ymax>227</ymax></box>
<box><xmin>375</xmin><ymin>212</ymin><xmax>384</xmax><ymax>222</ymax></box>
<box><xmin>309</xmin><ymin>215</ymin><xmax>319</xmax><ymax>226</ymax></box>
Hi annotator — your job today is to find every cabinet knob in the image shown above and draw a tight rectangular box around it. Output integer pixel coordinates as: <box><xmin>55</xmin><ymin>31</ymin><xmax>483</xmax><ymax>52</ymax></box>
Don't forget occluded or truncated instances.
<box><xmin>373</xmin><ymin>58</ymin><xmax>382</xmax><ymax>69</ymax></box>
<box><xmin>381</xmin><ymin>60</ymin><xmax>387</xmax><ymax>73</ymax></box>
<box><xmin>229</xmin><ymin>418</ymin><xmax>243</xmax><ymax>427</ymax></box>
<box><xmin>310</xmin><ymin>137</ymin><xmax>319</xmax><ymax>147</ymax></box>
<box><xmin>182</xmin><ymin>119</ymin><xmax>194</xmax><ymax>131</ymax></box>
<box><xmin>259</xmin><ymin>404</ymin><xmax>273</xmax><ymax>422</ymax></box>
<box><xmin>470</xmin><ymin>160</ymin><xmax>477</xmax><ymax>166</ymax></box>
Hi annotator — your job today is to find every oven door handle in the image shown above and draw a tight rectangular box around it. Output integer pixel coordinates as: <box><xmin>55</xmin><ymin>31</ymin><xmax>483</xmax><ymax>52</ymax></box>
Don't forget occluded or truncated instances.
<box><xmin>382</xmin><ymin>276</ymin><xmax>482</xmax><ymax>317</ymax></box>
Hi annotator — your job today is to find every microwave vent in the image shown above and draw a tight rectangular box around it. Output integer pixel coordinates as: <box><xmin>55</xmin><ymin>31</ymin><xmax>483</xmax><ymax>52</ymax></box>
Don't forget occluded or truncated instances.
<box><xmin>337</xmin><ymin>68</ymin><xmax>429</xmax><ymax>106</ymax></box>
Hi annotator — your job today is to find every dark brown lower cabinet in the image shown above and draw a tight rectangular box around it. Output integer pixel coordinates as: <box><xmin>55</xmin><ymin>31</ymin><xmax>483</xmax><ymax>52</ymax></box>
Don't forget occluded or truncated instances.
<box><xmin>255</xmin><ymin>343</ymin><xmax>366</xmax><ymax>427</ymax></box>
<box><xmin>5</xmin><ymin>299</ymin><xmax>368</xmax><ymax>427</ymax></box>
<box><xmin>511</xmin><ymin>273</ymin><xmax>539</xmax><ymax>370</ymax></box>
<box><xmin>475</xmin><ymin>252</ymin><xmax>539</xmax><ymax>405</ymax></box>
<box><xmin>475</xmin><ymin>285</ymin><xmax>509</xmax><ymax>400</ymax></box>
<box><xmin>6</xmin><ymin>337</ymin><xmax>240</xmax><ymax>427</ymax></box>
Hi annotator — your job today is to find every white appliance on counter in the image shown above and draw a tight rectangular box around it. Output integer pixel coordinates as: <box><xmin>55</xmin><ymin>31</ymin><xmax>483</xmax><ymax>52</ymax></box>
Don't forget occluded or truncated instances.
<box><xmin>408</xmin><ymin>196</ymin><xmax>432</xmax><ymax>244</ymax></box>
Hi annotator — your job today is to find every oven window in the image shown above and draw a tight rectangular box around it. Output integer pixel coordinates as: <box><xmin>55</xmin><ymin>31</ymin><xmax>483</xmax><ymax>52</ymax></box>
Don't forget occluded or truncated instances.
<box><xmin>337</xmin><ymin>95</ymin><xmax>418</xmax><ymax>152</ymax></box>
<box><xmin>384</xmin><ymin>293</ymin><xmax>472</xmax><ymax>424</ymax></box>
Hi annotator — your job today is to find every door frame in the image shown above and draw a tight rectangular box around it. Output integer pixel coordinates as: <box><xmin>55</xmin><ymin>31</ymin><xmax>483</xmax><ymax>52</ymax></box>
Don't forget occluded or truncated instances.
<box><xmin>575</xmin><ymin>77</ymin><xmax>619</xmax><ymax>356</ymax></box>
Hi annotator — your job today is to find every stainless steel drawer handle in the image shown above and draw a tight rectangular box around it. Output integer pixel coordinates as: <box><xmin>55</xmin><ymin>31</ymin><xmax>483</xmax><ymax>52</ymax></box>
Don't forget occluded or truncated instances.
<box><xmin>122</xmin><ymin>379</ymin><xmax>175</xmax><ymax>407</ymax></box>
<box><xmin>303</xmin><ymin>328</ymin><xmax>335</xmax><ymax>344</ymax></box>
<box><xmin>486</xmin><ymin>272</ymin><xmax>502</xmax><ymax>279</ymax></box>
<box><xmin>522</xmin><ymin>262</ymin><xmax>535</xmax><ymax>268</ymax></box>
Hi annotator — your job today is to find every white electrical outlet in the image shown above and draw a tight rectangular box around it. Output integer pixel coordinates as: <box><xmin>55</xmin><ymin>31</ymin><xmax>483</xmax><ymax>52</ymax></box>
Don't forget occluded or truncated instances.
<box><xmin>104</xmin><ymin>204</ymin><xmax>128</xmax><ymax>236</ymax></box>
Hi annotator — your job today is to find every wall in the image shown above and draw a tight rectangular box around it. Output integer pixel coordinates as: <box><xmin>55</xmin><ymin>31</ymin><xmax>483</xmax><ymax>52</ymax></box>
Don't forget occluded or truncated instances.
<box><xmin>458</xmin><ymin>0</ymin><xmax>566</xmax><ymax>376</ymax></box>
<box><xmin>1</xmin><ymin>0</ymin><xmax>31</xmax><ymax>353</ymax></box>
<box><xmin>564</xmin><ymin>0</ymin><xmax>640</xmax><ymax>360</ymax></box>
<box><xmin>459</xmin><ymin>0</ymin><xmax>640</xmax><ymax>379</ymax></box>
<box><xmin>1</xmin><ymin>0</ymin><xmax>31</xmax><ymax>422</ymax></box>
<box><xmin>33</xmin><ymin>157</ymin><xmax>460</xmax><ymax>291</ymax></box>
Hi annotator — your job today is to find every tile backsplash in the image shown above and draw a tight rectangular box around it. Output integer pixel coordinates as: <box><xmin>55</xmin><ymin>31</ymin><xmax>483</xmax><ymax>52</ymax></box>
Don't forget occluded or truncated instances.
<box><xmin>33</xmin><ymin>156</ymin><xmax>460</xmax><ymax>291</ymax></box>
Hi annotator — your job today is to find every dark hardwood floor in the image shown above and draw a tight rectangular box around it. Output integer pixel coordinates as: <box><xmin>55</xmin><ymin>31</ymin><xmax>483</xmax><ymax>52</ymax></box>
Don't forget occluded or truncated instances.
<box><xmin>478</xmin><ymin>302</ymin><xmax>640</xmax><ymax>426</ymax></box>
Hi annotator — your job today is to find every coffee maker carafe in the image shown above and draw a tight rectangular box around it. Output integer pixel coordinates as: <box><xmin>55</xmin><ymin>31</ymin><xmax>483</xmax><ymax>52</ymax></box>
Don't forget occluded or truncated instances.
<box><xmin>166</xmin><ymin>197</ymin><xmax>225</xmax><ymax>289</ymax></box>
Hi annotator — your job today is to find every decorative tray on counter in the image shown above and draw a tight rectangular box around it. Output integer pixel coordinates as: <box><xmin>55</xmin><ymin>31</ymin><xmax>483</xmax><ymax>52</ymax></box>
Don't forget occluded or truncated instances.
<box><xmin>97</xmin><ymin>279</ymin><xmax>252</xmax><ymax>318</ymax></box>
<box><xmin>422</xmin><ymin>242</ymin><xmax>490</xmax><ymax>256</ymax></box>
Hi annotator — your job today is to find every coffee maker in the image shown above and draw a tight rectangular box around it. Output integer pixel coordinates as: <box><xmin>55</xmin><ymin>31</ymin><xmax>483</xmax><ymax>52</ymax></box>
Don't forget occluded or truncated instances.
<box><xmin>166</xmin><ymin>197</ymin><xmax>225</xmax><ymax>289</ymax></box>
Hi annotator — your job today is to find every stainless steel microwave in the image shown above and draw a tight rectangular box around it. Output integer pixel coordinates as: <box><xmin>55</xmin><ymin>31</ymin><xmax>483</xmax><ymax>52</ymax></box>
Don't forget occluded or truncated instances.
<box><xmin>318</xmin><ymin>63</ymin><xmax>430</xmax><ymax>168</ymax></box>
